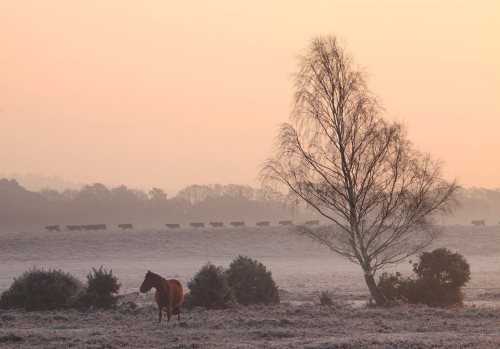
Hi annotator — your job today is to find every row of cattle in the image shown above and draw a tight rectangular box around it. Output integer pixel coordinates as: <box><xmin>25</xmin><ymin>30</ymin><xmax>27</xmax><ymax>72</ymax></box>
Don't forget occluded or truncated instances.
<box><xmin>44</xmin><ymin>220</ymin><xmax>321</xmax><ymax>232</ymax></box>
<box><xmin>470</xmin><ymin>220</ymin><xmax>500</xmax><ymax>226</ymax></box>
<box><xmin>166</xmin><ymin>220</ymin><xmax>320</xmax><ymax>229</ymax></box>
<box><xmin>45</xmin><ymin>224</ymin><xmax>132</xmax><ymax>231</ymax></box>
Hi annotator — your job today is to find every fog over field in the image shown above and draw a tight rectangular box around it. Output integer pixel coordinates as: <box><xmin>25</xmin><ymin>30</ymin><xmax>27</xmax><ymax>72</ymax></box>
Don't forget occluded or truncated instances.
<box><xmin>1</xmin><ymin>226</ymin><xmax>499</xmax><ymax>304</ymax></box>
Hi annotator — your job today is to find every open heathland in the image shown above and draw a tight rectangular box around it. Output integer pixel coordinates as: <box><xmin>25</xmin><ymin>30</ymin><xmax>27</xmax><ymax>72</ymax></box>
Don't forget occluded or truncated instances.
<box><xmin>1</xmin><ymin>226</ymin><xmax>499</xmax><ymax>347</ymax></box>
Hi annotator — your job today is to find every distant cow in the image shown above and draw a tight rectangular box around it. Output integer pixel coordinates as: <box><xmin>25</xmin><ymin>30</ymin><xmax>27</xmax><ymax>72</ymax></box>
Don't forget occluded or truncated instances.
<box><xmin>45</xmin><ymin>225</ymin><xmax>60</xmax><ymax>232</ymax></box>
<box><xmin>256</xmin><ymin>221</ymin><xmax>270</xmax><ymax>227</ymax></box>
<box><xmin>166</xmin><ymin>224</ymin><xmax>180</xmax><ymax>229</ymax></box>
<box><xmin>230</xmin><ymin>221</ymin><xmax>245</xmax><ymax>227</ymax></box>
<box><xmin>118</xmin><ymin>223</ymin><xmax>133</xmax><ymax>230</ymax></box>
<box><xmin>66</xmin><ymin>225</ymin><xmax>82</xmax><ymax>231</ymax></box>
<box><xmin>83</xmin><ymin>224</ymin><xmax>107</xmax><ymax>231</ymax></box>
<box><xmin>210</xmin><ymin>222</ymin><xmax>224</xmax><ymax>228</ymax></box>
<box><xmin>471</xmin><ymin>220</ymin><xmax>486</xmax><ymax>226</ymax></box>
<box><xmin>305</xmin><ymin>220</ymin><xmax>320</xmax><ymax>226</ymax></box>
<box><xmin>279</xmin><ymin>220</ymin><xmax>293</xmax><ymax>226</ymax></box>
<box><xmin>190</xmin><ymin>222</ymin><xmax>205</xmax><ymax>228</ymax></box>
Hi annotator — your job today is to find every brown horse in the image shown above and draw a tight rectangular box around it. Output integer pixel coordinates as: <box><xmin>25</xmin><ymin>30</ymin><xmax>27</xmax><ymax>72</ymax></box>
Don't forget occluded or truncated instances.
<box><xmin>139</xmin><ymin>271</ymin><xmax>184</xmax><ymax>323</ymax></box>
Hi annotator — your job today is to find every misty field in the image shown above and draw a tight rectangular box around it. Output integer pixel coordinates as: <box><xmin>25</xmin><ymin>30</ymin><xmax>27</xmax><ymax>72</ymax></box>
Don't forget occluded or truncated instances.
<box><xmin>1</xmin><ymin>226</ymin><xmax>499</xmax><ymax>348</ymax></box>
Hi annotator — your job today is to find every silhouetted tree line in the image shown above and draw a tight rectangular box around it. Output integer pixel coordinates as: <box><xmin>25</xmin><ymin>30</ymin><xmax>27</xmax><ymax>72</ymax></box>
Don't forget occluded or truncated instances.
<box><xmin>445</xmin><ymin>187</ymin><xmax>500</xmax><ymax>225</ymax></box>
<box><xmin>0</xmin><ymin>179</ymin><xmax>312</xmax><ymax>232</ymax></box>
<box><xmin>2</xmin><ymin>178</ymin><xmax>498</xmax><ymax>232</ymax></box>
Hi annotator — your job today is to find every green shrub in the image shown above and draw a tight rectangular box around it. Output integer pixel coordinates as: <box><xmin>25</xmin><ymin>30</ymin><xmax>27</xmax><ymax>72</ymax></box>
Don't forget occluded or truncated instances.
<box><xmin>412</xmin><ymin>248</ymin><xmax>471</xmax><ymax>289</ymax></box>
<box><xmin>377</xmin><ymin>272</ymin><xmax>412</xmax><ymax>303</ymax></box>
<box><xmin>410</xmin><ymin>248</ymin><xmax>470</xmax><ymax>307</ymax></box>
<box><xmin>82</xmin><ymin>266</ymin><xmax>121</xmax><ymax>309</ymax></box>
<box><xmin>226</xmin><ymin>255</ymin><xmax>280</xmax><ymax>306</ymax></box>
<box><xmin>378</xmin><ymin>248</ymin><xmax>471</xmax><ymax>307</ymax></box>
<box><xmin>187</xmin><ymin>262</ymin><xmax>236</xmax><ymax>309</ymax></box>
<box><xmin>0</xmin><ymin>268</ymin><xmax>82</xmax><ymax>311</ymax></box>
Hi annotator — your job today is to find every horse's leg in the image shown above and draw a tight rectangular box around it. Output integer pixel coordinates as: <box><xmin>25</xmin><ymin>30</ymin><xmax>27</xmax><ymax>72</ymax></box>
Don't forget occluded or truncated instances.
<box><xmin>155</xmin><ymin>291</ymin><xmax>162</xmax><ymax>323</ymax></box>
<box><xmin>173</xmin><ymin>305</ymin><xmax>181</xmax><ymax>320</ymax></box>
<box><xmin>167</xmin><ymin>306</ymin><xmax>172</xmax><ymax>322</ymax></box>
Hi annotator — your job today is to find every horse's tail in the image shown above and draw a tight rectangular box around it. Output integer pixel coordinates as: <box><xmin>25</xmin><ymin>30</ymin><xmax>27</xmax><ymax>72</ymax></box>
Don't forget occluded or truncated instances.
<box><xmin>173</xmin><ymin>305</ymin><xmax>181</xmax><ymax>315</ymax></box>
<box><xmin>175</xmin><ymin>281</ymin><xmax>184</xmax><ymax>307</ymax></box>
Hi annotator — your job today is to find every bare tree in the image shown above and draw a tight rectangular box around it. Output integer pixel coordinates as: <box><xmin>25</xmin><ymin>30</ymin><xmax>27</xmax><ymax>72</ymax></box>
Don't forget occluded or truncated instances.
<box><xmin>260</xmin><ymin>36</ymin><xmax>458</xmax><ymax>305</ymax></box>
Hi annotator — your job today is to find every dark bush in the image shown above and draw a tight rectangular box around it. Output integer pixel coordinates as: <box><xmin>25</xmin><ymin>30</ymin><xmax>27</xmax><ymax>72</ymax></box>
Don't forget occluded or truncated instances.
<box><xmin>410</xmin><ymin>248</ymin><xmax>471</xmax><ymax>307</ymax></box>
<box><xmin>0</xmin><ymin>268</ymin><xmax>82</xmax><ymax>311</ymax></box>
<box><xmin>81</xmin><ymin>266</ymin><xmax>121</xmax><ymax>309</ymax></box>
<box><xmin>319</xmin><ymin>291</ymin><xmax>334</xmax><ymax>306</ymax></box>
<box><xmin>377</xmin><ymin>272</ymin><xmax>413</xmax><ymax>303</ymax></box>
<box><xmin>378</xmin><ymin>248</ymin><xmax>471</xmax><ymax>307</ymax></box>
<box><xmin>187</xmin><ymin>262</ymin><xmax>236</xmax><ymax>309</ymax></box>
<box><xmin>226</xmin><ymin>255</ymin><xmax>280</xmax><ymax>306</ymax></box>
<box><xmin>412</xmin><ymin>248</ymin><xmax>471</xmax><ymax>288</ymax></box>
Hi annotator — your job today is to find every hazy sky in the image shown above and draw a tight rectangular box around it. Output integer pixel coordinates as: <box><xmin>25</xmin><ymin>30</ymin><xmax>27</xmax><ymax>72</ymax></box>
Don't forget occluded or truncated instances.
<box><xmin>1</xmin><ymin>1</ymin><xmax>499</xmax><ymax>193</ymax></box>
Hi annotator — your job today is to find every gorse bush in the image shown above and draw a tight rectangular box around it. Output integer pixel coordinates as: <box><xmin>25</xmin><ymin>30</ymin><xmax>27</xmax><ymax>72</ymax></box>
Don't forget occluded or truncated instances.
<box><xmin>226</xmin><ymin>255</ymin><xmax>280</xmax><ymax>306</ymax></box>
<box><xmin>0</xmin><ymin>268</ymin><xmax>82</xmax><ymax>311</ymax></box>
<box><xmin>187</xmin><ymin>262</ymin><xmax>236</xmax><ymax>309</ymax></box>
<box><xmin>410</xmin><ymin>248</ymin><xmax>471</xmax><ymax>307</ymax></box>
<box><xmin>0</xmin><ymin>266</ymin><xmax>121</xmax><ymax>311</ymax></box>
<box><xmin>378</xmin><ymin>248</ymin><xmax>471</xmax><ymax>307</ymax></box>
<box><xmin>81</xmin><ymin>266</ymin><xmax>121</xmax><ymax>309</ymax></box>
<box><xmin>377</xmin><ymin>272</ymin><xmax>412</xmax><ymax>303</ymax></box>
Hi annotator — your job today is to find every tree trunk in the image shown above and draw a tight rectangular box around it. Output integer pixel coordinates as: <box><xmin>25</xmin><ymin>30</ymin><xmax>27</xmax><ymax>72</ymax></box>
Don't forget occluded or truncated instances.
<box><xmin>364</xmin><ymin>271</ymin><xmax>387</xmax><ymax>306</ymax></box>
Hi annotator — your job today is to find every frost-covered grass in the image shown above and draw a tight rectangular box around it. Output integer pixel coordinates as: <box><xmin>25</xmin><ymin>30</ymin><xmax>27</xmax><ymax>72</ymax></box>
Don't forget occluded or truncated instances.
<box><xmin>1</xmin><ymin>226</ymin><xmax>499</xmax><ymax>347</ymax></box>
<box><xmin>0</xmin><ymin>291</ymin><xmax>499</xmax><ymax>348</ymax></box>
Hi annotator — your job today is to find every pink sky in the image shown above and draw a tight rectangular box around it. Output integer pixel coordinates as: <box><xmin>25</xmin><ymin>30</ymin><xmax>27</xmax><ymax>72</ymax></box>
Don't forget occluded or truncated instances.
<box><xmin>1</xmin><ymin>1</ymin><xmax>499</xmax><ymax>192</ymax></box>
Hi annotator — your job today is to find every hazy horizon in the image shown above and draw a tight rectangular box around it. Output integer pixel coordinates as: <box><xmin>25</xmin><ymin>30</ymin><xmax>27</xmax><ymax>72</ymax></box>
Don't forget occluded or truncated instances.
<box><xmin>1</xmin><ymin>1</ymin><xmax>499</xmax><ymax>191</ymax></box>
<box><xmin>2</xmin><ymin>172</ymin><xmax>500</xmax><ymax>197</ymax></box>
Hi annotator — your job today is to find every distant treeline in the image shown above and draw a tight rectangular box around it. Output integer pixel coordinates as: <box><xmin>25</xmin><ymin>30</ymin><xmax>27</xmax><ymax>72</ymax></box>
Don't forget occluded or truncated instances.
<box><xmin>1</xmin><ymin>178</ymin><xmax>499</xmax><ymax>232</ymax></box>
<box><xmin>0</xmin><ymin>179</ymin><xmax>314</xmax><ymax>232</ymax></box>
<box><xmin>447</xmin><ymin>187</ymin><xmax>500</xmax><ymax>226</ymax></box>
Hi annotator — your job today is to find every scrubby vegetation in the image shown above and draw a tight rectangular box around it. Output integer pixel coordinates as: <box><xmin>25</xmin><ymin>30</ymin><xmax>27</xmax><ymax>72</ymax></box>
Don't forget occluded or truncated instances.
<box><xmin>187</xmin><ymin>257</ymin><xmax>280</xmax><ymax>309</ymax></box>
<box><xmin>410</xmin><ymin>248</ymin><xmax>471</xmax><ymax>306</ymax></box>
<box><xmin>319</xmin><ymin>291</ymin><xmax>334</xmax><ymax>306</ymax></box>
<box><xmin>378</xmin><ymin>248</ymin><xmax>471</xmax><ymax>307</ymax></box>
<box><xmin>187</xmin><ymin>262</ymin><xmax>236</xmax><ymax>309</ymax></box>
<box><xmin>377</xmin><ymin>272</ymin><xmax>411</xmax><ymax>304</ymax></box>
<box><xmin>0</xmin><ymin>266</ymin><xmax>120</xmax><ymax>311</ymax></box>
<box><xmin>80</xmin><ymin>266</ymin><xmax>121</xmax><ymax>309</ymax></box>
<box><xmin>0</xmin><ymin>268</ymin><xmax>82</xmax><ymax>311</ymax></box>
<box><xmin>226</xmin><ymin>255</ymin><xmax>280</xmax><ymax>305</ymax></box>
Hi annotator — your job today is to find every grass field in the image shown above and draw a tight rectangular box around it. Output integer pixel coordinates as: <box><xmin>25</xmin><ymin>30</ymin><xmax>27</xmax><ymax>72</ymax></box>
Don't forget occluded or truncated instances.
<box><xmin>1</xmin><ymin>225</ymin><xmax>499</xmax><ymax>347</ymax></box>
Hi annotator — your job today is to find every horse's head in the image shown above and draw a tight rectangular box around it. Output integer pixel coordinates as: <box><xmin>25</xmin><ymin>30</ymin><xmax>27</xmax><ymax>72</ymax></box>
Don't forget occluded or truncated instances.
<box><xmin>140</xmin><ymin>270</ymin><xmax>155</xmax><ymax>293</ymax></box>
